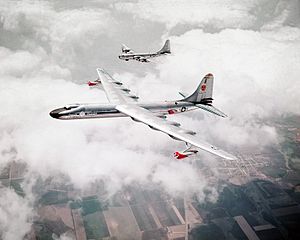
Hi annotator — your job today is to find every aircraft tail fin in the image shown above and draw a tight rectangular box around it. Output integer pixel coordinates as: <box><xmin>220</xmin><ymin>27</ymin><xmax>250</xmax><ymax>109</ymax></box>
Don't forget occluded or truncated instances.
<box><xmin>157</xmin><ymin>40</ymin><xmax>171</xmax><ymax>54</ymax></box>
<box><xmin>182</xmin><ymin>73</ymin><xmax>214</xmax><ymax>104</ymax></box>
<box><xmin>180</xmin><ymin>73</ymin><xmax>227</xmax><ymax>117</ymax></box>
<box><xmin>122</xmin><ymin>44</ymin><xmax>132</xmax><ymax>53</ymax></box>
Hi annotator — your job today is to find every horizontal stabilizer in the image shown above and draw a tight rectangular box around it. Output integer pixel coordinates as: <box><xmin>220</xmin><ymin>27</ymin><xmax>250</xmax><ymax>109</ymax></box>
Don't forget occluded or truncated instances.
<box><xmin>196</xmin><ymin>104</ymin><xmax>228</xmax><ymax>118</ymax></box>
<box><xmin>179</xmin><ymin>92</ymin><xmax>188</xmax><ymax>98</ymax></box>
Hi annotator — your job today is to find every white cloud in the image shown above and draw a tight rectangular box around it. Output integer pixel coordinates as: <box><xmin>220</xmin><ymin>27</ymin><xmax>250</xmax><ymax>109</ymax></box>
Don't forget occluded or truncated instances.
<box><xmin>115</xmin><ymin>0</ymin><xmax>259</xmax><ymax>30</ymax></box>
<box><xmin>152</xmin><ymin>160</ymin><xmax>208</xmax><ymax>196</ymax></box>
<box><xmin>0</xmin><ymin>188</ymin><xmax>33</xmax><ymax>240</ymax></box>
<box><xmin>0</xmin><ymin>47</ymin><xmax>41</xmax><ymax>77</ymax></box>
<box><xmin>115</xmin><ymin>0</ymin><xmax>300</xmax><ymax>32</ymax></box>
<box><xmin>0</xmin><ymin>0</ymin><xmax>116</xmax><ymax>75</ymax></box>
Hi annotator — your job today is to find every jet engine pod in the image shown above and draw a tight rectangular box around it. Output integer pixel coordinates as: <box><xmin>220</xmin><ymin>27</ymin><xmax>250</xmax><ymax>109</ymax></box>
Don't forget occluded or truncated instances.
<box><xmin>168</xmin><ymin>121</ymin><xmax>181</xmax><ymax>127</ymax></box>
<box><xmin>179</xmin><ymin>130</ymin><xmax>196</xmax><ymax>135</ymax></box>
<box><xmin>121</xmin><ymin>88</ymin><xmax>130</xmax><ymax>92</ymax></box>
<box><xmin>128</xmin><ymin>94</ymin><xmax>139</xmax><ymax>100</ymax></box>
<box><xmin>113</xmin><ymin>81</ymin><xmax>123</xmax><ymax>85</ymax></box>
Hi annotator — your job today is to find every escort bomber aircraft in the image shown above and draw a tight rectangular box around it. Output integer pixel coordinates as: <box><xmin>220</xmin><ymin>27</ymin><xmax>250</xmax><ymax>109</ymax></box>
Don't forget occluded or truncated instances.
<box><xmin>50</xmin><ymin>68</ymin><xmax>235</xmax><ymax>160</ymax></box>
<box><xmin>118</xmin><ymin>40</ymin><xmax>171</xmax><ymax>62</ymax></box>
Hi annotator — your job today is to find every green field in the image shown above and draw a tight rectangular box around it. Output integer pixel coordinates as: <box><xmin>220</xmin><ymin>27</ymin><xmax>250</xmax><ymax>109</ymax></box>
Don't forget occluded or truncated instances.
<box><xmin>83</xmin><ymin>212</ymin><xmax>109</xmax><ymax>239</ymax></box>
<box><xmin>39</xmin><ymin>191</ymin><xmax>69</xmax><ymax>205</ymax></box>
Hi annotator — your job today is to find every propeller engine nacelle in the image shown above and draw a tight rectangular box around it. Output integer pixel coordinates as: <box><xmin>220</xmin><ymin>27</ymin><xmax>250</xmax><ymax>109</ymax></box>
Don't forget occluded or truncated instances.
<box><xmin>128</xmin><ymin>94</ymin><xmax>139</xmax><ymax>100</ymax></box>
<box><xmin>168</xmin><ymin>121</ymin><xmax>181</xmax><ymax>127</ymax></box>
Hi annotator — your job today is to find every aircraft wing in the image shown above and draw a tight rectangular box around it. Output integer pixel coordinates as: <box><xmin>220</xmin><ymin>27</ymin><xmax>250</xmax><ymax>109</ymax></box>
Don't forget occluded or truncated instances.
<box><xmin>135</xmin><ymin>57</ymin><xmax>150</xmax><ymax>62</ymax></box>
<box><xmin>97</xmin><ymin>68</ymin><xmax>139</xmax><ymax>104</ymax></box>
<box><xmin>116</xmin><ymin>104</ymin><xmax>236</xmax><ymax>160</ymax></box>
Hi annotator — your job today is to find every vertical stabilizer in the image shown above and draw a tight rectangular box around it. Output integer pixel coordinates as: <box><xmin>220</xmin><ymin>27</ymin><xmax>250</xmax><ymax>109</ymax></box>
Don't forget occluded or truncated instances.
<box><xmin>121</xmin><ymin>44</ymin><xmax>133</xmax><ymax>53</ymax></box>
<box><xmin>157</xmin><ymin>40</ymin><xmax>171</xmax><ymax>54</ymax></box>
<box><xmin>181</xmin><ymin>73</ymin><xmax>228</xmax><ymax>117</ymax></box>
<box><xmin>182</xmin><ymin>73</ymin><xmax>214</xmax><ymax>104</ymax></box>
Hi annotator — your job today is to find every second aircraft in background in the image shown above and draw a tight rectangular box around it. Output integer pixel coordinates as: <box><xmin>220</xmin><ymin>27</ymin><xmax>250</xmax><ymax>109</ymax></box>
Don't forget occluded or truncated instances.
<box><xmin>118</xmin><ymin>40</ymin><xmax>171</xmax><ymax>62</ymax></box>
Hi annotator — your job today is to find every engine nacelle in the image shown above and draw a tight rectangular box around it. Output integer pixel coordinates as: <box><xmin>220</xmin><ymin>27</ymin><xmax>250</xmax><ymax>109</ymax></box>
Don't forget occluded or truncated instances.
<box><xmin>128</xmin><ymin>95</ymin><xmax>139</xmax><ymax>100</ymax></box>
<box><xmin>121</xmin><ymin>88</ymin><xmax>130</xmax><ymax>92</ymax></box>
<box><xmin>156</xmin><ymin>114</ymin><xmax>167</xmax><ymax>119</ymax></box>
<box><xmin>168</xmin><ymin>121</ymin><xmax>181</xmax><ymax>127</ymax></box>
<box><xmin>179</xmin><ymin>130</ymin><xmax>196</xmax><ymax>135</ymax></box>
<box><xmin>113</xmin><ymin>81</ymin><xmax>123</xmax><ymax>85</ymax></box>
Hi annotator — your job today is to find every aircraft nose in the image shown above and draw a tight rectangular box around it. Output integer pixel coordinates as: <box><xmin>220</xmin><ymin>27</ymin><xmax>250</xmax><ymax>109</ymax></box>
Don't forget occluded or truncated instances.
<box><xmin>49</xmin><ymin>108</ymin><xmax>64</xmax><ymax>119</ymax></box>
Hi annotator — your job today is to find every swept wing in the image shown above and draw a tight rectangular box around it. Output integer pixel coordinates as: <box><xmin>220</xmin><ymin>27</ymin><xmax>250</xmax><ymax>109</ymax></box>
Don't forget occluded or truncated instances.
<box><xmin>135</xmin><ymin>56</ymin><xmax>150</xmax><ymax>62</ymax></box>
<box><xmin>116</xmin><ymin>104</ymin><xmax>235</xmax><ymax>160</ymax></box>
<box><xmin>97</xmin><ymin>69</ymin><xmax>138</xmax><ymax>103</ymax></box>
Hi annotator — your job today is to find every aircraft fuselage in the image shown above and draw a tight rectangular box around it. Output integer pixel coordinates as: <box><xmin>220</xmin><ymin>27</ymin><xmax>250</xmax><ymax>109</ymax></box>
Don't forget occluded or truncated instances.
<box><xmin>50</xmin><ymin>101</ymin><xmax>197</xmax><ymax>120</ymax></box>
<box><xmin>118</xmin><ymin>52</ymin><xmax>167</xmax><ymax>62</ymax></box>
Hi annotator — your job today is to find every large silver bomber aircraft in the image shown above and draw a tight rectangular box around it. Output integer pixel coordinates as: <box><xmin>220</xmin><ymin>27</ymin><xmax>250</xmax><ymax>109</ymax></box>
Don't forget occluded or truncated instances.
<box><xmin>50</xmin><ymin>68</ymin><xmax>236</xmax><ymax>160</ymax></box>
<box><xmin>118</xmin><ymin>40</ymin><xmax>171</xmax><ymax>62</ymax></box>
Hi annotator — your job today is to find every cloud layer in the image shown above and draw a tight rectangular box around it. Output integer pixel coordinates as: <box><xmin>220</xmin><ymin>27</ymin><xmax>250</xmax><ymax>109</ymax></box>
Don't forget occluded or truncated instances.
<box><xmin>0</xmin><ymin>0</ymin><xmax>299</xmax><ymax>238</ymax></box>
<box><xmin>0</xmin><ymin>188</ymin><xmax>33</xmax><ymax>240</ymax></box>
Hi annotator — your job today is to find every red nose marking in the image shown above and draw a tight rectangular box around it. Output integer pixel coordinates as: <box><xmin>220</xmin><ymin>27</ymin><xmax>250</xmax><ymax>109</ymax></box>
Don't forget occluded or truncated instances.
<box><xmin>201</xmin><ymin>84</ymin><xmax>206</xmax><ymax>92</ymax></box>
<box><xmin>174</xmin><ymin>152</ymin><xmax>188</xmax><ymax>160</ymax></box>
<box><xmin>168</xmin><ymin>109</ymin><xmax>176</xmax><ymax>114</ymax></box>
<box><xmin>88</xmin><ymin>81</ymin><xmax>97</xmax><ymax>86</ymax></box>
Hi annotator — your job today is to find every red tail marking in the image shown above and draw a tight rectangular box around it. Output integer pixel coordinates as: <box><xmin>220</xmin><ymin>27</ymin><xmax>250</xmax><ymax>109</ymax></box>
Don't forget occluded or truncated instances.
<box><xmin>205</xmin><ymin>73</ymin><xmax>213</xmax><ymax>77</ymax></box>
<box><xmin>201</xmin><ymin>84</ymin><xmax>206</xmax><ymax>92</ymax></box>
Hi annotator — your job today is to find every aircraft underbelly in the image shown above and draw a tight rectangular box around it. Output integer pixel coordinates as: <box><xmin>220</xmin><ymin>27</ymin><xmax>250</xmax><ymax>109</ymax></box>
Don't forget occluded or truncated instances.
<box><xmin>58</xmin><ymin>112</ymin><xmax>126</xmax><ymax>120</ymax></box>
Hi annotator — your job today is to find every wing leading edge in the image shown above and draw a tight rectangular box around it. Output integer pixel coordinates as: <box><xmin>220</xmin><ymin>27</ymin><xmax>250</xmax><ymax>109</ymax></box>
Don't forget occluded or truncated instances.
<box><xmin>97</xmin><ymin>68</ymin><xmax>138</xmax><ymax>104</ymax></box>
<box><xmin>116</xmin><ymin>104</ymin><xmax>236</xmax><ymax>160</ymax></box>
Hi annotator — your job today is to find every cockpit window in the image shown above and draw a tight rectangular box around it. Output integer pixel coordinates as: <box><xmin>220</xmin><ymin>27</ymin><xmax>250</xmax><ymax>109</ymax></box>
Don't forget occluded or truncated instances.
<box><xmin>64</xmin><ymin>104</ymin><xmax>80</xmax><ymax>110</ymax></box>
